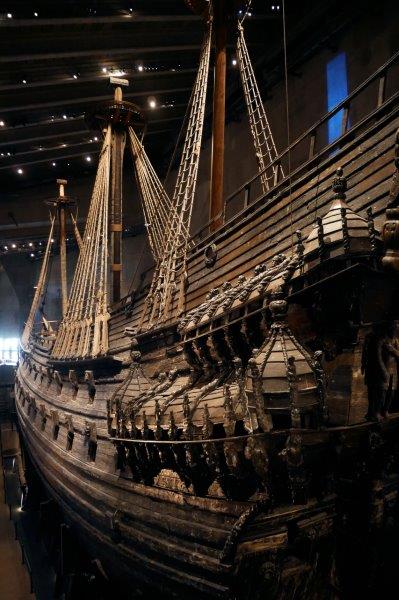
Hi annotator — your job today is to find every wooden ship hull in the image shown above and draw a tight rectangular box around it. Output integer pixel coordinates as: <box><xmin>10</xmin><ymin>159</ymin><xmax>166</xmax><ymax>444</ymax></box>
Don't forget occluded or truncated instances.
<box><xmin>13</xmin><ymin>6</ymin><xmax>399</xmax><ymax>597</ymax></box>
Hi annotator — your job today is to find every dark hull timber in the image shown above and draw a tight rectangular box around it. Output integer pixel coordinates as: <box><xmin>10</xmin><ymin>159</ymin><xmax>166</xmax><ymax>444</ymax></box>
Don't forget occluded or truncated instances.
<box><xmin>15</xmin><ymin>346</ymin><xmax>399</xmax><ymax>598</ymax></box>
<box><xmin>15</xmin><ymin>66</ymin><xmax>399</xmax><ymax>598</ymax></box>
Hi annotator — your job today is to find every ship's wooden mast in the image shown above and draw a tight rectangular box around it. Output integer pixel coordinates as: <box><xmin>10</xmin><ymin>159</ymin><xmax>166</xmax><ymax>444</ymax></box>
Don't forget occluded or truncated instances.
<box><xmin>110</xmin><ymin>86</ymin><xmax>125</xmax><ymax>303</ymax></box>
<box><xmin>45</xmin><ymin>179</ymin><xmax>75</xmax><ymax>318</ymax></box>
<box><xmin>210</xmin><ymin>0</ymin><xmax>227</xmax><ymax>232</ymax></box>
<box><xmin>57</xmin><ymin>179</ymin><xmax>68</xmax><ymax>317</ymax></box>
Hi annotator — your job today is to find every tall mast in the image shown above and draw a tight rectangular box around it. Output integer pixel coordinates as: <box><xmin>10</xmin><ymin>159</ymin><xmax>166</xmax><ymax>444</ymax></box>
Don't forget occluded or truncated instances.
<box><xmin>110</xmin><ymin>85</ymin><xmax>125</xmax><ymax>303</ymax></box>
<box><xmin>45</xmin><ymin>179</ymin><xmax>74</xmax><ymax>318</ymax></box>
<box><xmin>57</xmin><ymin>179</ymin><xmax>68</xmax><ymax>317</ymax></box>
<box><xmin>210</xmin><ymin>0</ymin><xmax>227</xmax><ymax>232</ymax></box>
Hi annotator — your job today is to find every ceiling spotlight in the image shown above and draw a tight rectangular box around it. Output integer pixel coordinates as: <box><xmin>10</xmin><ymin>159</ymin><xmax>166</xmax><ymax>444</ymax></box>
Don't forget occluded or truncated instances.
<box><xmin>28</xmin><ymin>242</ymin><xmax>33</xmax><ymax>247</ymax></box>
<box><xmin>102</xmin><ymin>67</ymin><xmax>107</xmax><ymax>73</ymax></box>
<box><xmin>34</xmin><ymin>12</ymin><xmax>38</xmax><ymax>17</ymax></box>
<box><xmin>85</xmin><ymin>156</ymin><xmax>92</xmax><ymax>162</ymax></box>
<box><xmin>93</xmin><ymin>136</ymin><xmax>98</xmax><ymax>141</ymax></box>
<box><xmin>52</xmin><ymin>162</ymin><xmax>56</xmax><ymax>166</ymax></box>
<box><xmin>17</xmin><ymin>168</ymin><xmax>23</xmax><ymax>174</ymax></box>
<box><xmin>0</xmin><ymin>120</ymin><xmax>4</xmax><ymax>127</ymax></box>
<box><xmin>7</xmin><ymin>13</ymin><xmax>12</xmax><ymax>19</ymax></box>
<box><xmin>73</xmin><ymin>74</ymin><xmax>78</xmax><ymax>79</ymax></box>
<box><xmin>62</xmin><ymin>114</ymin><xmax>67</xmax><ymax>119</ymax></box>
<box><xmin>22</xmin><ymin>79</ymin><xmax>27</xmax><ymax>84</ymax></box>
<box><xmin>148</xmin><ymin>96</ymin><xmax>157</xmax><ymax>109</ymax></box>
<box><xmin>30</xmin><ymin>253</ymin><xmax>35</xmax><ymax>258</ymax></box>
<box><xmin>62</xmin><ymin>143</ymin><xmax>67</xmax><ymax>147</ymax></box>
<box><xmin>138</xmin><ymin>64</ymin><xmax>144</xmax><ymax>72</ymax></box>
<box><xmin>4</xmin><ymin>246</ymin><xmax>8</xmax><ymax>251</ymax></box>
<box><xmin>7</xmin><ymin>152</ymin><xmax>11</xmax><ymax>156</ymax></box>
<box><xmin>51</xmin><ymin>238</ymin><xmax>54</xmax><ymax>243</ymax></box>
<box><xmin>232</xmin><ymin>58</ymin><xmax>237</xmax><ymax>66</ymax></box>
<box><xmin>129</xmin><ymin>8</ymin><xmax>133</xmax><ymax>12</ymax></box>
<box><xmin>11</xmin><ymin>243</ymin><xmax>16</xmax><ymax>248</ymax></box>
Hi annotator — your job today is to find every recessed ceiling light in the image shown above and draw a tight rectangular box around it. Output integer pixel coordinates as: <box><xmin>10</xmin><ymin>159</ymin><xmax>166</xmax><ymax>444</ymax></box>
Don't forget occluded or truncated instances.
<box><xmin>34</xmin><ymin>12</ymin><xmax>38</xmax><ymax>17</ymax></box>
<box><xmin>93</xmin><ymin>136</ymin><xmax>98</xmax><ymax>141</ymax></box>
<box><xmin>52</xmin><ymin>162</ymin><xmax>56</xmax><ymax>166</ymax></box>
<box><xmin>102</xmin><ymin>67</ymin><xmax>107</xmax><ymax>73</ymax></box>
<box><xmin>28</xmin><ymin>242</ymin><xmax>33</xmax><ymax>247</ymax></box>
<box><xmin>7</xmin><ymin>13</ymin><xmax>12</xmax><ymax>19</ymax></box>
<box><xmin>30</xmin><ymin>253</ymin><xmax>35</xmax><ymax>258</ymax></box>
<box><xmin>73</xmin><ymin>74</ymin><xmax>78</xmax><ymax>79</ymax></box>
<box><xmin>4</xmin><ymin>246</ymin><xmax>8</xmax><ymax>251</ymax></box>
<box><xmin>62</xmin><ymin>143</ymin><xmax>67</xmax><ymax>147</ymax></box>
<box><xmin>232</xmin><ymin>58</ymin><xmax>237</xmax><ymax>66</ymax></box>
<box><xmin>138</xmin><ymin>65</ymin><xmax>144</xmax><ymax>72</ymax></box>
<box><xmin>62</xmin><ymin>114</ymin><xmax>67</xmax><ymax>119</ymax></box>
<box><xmin>0</xmin><ymin>120</ymin><xmax>4</xmax><ymax>127</ymax></box>
<box><xmin>85</xmin><ymin>156</ymin><xmax>92</xmax><ymax>162</ymax></box>
<box><xmin>148</xmin><ymin>96</ymin><xmax>157</xmax><ymax>109</ymax></box>
<box><xmin>11</xmin><ymin>243</ymin><xmax>16</xmax><ymax>248</ymax></box>
<box><xmin>17</xmin><ymin>168</ymin><xmax>23</xmax><ymax>174</ymax></box>
<box><xmin>51</xmin><ymin>238</ymin><xmax>54</xmax><ymax>243</ymax></box>
<box><xmin>22</xmin><ymin>79</ymin><xmax>27</xmax><ymax>84</ymax></box>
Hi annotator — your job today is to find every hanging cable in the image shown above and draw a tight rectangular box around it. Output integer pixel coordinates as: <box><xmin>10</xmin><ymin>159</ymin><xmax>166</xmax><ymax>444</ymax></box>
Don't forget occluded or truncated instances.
<box><xmin>282</xmin><ymin>0</ymin><xmax>294</xmax><ymax>251</ymax></box>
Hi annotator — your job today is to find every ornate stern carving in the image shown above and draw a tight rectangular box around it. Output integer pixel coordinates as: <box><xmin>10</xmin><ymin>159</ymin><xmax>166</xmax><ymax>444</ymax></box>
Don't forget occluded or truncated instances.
<box><xmin>382</xmin><ymin>129</ymin><xmax>399</xmax><ymax>272</ymax></box>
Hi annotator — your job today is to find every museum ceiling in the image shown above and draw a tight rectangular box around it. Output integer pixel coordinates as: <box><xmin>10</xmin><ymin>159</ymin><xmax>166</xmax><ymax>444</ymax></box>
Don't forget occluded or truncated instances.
<box><xmin>0</xmin><ymin>0</ymin><xmax>377</xmax><ymax>195</ymax></box>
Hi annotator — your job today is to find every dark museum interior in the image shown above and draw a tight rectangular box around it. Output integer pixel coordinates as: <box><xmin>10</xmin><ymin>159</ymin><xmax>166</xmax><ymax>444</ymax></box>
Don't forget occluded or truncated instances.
<box><xmin>1</xmin><ymin>0</ymin><xmax>399</xmax><ymax>598</ymax></box>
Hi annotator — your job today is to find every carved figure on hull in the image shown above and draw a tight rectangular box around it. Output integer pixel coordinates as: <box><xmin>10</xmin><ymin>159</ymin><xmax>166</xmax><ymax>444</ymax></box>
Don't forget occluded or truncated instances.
<box><xmin>362</xmin><ymin>322</ymin><xmax>399</xmax><ymax>421</ymax></box>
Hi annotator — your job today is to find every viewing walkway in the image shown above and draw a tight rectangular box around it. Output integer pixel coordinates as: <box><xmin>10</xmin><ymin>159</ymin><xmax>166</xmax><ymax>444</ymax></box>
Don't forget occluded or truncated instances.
<box><xmin>0</xmin><ymin>422</ymin><xmax>34</xmax><ymax>599</ymax></box>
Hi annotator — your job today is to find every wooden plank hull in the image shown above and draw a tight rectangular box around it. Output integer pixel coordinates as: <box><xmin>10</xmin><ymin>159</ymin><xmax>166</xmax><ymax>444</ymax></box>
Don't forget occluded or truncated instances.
<box><xmin>14</xmin><ymin>100</ymin><xmax>399</xmax><ymax>598</ymax></box>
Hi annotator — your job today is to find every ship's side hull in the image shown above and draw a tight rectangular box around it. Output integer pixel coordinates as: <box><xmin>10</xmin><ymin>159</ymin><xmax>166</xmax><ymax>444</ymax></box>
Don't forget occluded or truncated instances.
<box><xmin>15</xmin><ymin>349</ymin><xmax>338</xmax><ymax>599</ymax></box>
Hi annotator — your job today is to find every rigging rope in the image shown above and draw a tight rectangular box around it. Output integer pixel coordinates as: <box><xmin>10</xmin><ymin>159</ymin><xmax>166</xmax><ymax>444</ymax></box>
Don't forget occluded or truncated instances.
<box><xmin>52</xmin><ymin>126</ymin><xmax>112</xmax><ymax>359</ymax></box>
<box><xmin>21</xmin><ymin>214</ymin><xmax>55</xmax><ymax>349</ymax></box>
<box><xmin>129</xmin><ymin>18</ymin><xmax>212</xmax><ymax>328</ymax></box>
<box><xmin>237</xmin><ymin>22</ymin><xmax>284</xmax><ymax>193</ymax></box>
<box><xmin>70</xmin><ymin>210</ymin><xmax>83</xmax><ymax>252</ymax></box>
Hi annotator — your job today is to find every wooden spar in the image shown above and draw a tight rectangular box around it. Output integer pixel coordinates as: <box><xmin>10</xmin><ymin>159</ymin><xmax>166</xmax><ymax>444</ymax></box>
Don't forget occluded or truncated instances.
<box><xmin>209</xmin><ymin>0</ymin><xmax>227</xmax><ymax>232</ymax></box>
<box><xmin>57</xmin><ymin>178</ymin><xmax>68</xmax><ymax>317</ymax></box>
<box><xmin>110</xmin><ymin>86</ymin><xmax>125</xmax><ymax>303</ymax></box>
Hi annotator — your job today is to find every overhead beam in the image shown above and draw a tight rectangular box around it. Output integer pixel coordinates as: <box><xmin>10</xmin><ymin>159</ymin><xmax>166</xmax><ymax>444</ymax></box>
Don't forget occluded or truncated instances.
<box><xmin>0</xmin><ymin>68</ymin><xmax>197</xmax><ymax>93</ymax></box>
<box><xmin>0</xmin><ymin>87</ymin><xmax>193</xmax><ymax>114</ymax></box>
<box><xmin>0</xmin><ymin>45</ymin><xmax>203</xmax><ymax>64</ymax></box>
<box><xmin>0</xmin><ymin>15</ymin><xmax>202</xmax><ymax>27</ymax></box>
<box><xmin>0</xmin><ymin>14</ymin><xmax>272</xmax><ymax>28</ymax></box>
<box><xmin>0</xmin><ymin>130</ymin><xmax>171</xmax><ymax>170</ymax></box>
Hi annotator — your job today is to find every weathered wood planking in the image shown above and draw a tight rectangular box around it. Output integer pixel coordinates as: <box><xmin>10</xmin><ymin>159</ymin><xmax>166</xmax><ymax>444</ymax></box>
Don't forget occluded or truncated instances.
<box><xmin>107</xmin><ymin>108</ymin><xmax>399</xmax><ymax>349</ymax></box>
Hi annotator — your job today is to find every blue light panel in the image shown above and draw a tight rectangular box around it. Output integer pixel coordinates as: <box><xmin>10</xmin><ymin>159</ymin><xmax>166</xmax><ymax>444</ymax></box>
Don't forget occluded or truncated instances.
<box><xmin>326</xmin><ymin>52</ymin><xmax>348</xmax><ymax>143</ymax></box>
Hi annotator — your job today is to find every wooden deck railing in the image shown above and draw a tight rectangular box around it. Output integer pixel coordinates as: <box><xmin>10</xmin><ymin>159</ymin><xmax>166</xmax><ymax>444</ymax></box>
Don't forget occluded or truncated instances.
<box><xmin>189</xmin><ymin>50</ymin><xmax>399</xmax><ymax>248</ymax></box>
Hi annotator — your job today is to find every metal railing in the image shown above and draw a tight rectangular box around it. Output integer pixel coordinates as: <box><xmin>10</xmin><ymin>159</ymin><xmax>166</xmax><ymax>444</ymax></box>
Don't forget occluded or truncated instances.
<box><xmin>189</xmin><ymin>50</ymin><xmax>399</xmax><ymax>248</ymax></box>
